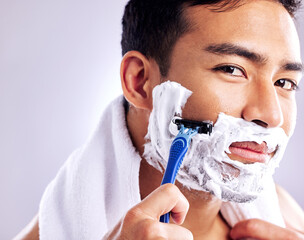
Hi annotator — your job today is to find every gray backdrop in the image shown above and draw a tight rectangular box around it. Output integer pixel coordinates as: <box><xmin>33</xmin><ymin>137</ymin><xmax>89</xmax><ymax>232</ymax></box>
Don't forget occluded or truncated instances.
<box><xmin>0</xmin><ymin>1</ymin><xmax>303</xmax><ymax>239</ymax></box>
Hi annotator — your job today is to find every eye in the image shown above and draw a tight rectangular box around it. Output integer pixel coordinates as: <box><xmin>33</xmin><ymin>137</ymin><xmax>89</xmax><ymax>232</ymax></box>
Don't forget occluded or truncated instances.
<box><xmin>274</xmin><ymin>79</ymin><xmax>298</xmax><ymax>91</ymax></box>
<box><xmin>213</xmin><ymin>65</ymin><xmax>246</xmax><ymax>77</ymax></box>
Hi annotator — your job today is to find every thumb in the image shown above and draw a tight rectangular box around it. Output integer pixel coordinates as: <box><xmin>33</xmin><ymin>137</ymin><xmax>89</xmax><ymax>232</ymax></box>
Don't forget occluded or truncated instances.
<box><xmin>230</xmin><ymin>219</ymin><xmax>304</xmax><ymax>240</ymax></box>
<box><xmin>137</xmin><ymin>183</ymin><xmax>190</xmax><ymax>225</ymax></box>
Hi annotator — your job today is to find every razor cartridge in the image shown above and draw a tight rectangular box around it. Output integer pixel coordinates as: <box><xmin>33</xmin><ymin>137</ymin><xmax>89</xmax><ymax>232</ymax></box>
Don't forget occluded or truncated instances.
<box><xmin>173</xmin><ymin>117</ymin><xmax>213</xmax><ymax>135</ymax></box>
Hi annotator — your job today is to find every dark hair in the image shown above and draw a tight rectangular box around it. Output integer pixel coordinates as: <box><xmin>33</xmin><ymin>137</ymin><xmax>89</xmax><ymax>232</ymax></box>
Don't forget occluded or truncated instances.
<box><xmin>121</xmin><ymin>0</ymin><xmax>301</xmax><ymax>77</ymax></box>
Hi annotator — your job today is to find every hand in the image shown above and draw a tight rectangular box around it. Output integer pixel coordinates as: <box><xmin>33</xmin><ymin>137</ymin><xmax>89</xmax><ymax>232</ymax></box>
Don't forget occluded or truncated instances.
<box><xmin>103</xmin><ymin>183</ymin><xmax>193</xmax><ymax>240</ymax></box>
<box><xmin>230</xmin><ymin>218</ymin><xmax>304</xmax><ymax>240</ymax></box>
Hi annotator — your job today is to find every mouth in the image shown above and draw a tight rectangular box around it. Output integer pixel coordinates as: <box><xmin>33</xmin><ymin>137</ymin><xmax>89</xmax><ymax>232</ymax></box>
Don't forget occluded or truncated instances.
<box><xmin>227</xmin><ymin>141</ymin><xmax>274</xmax><ymax>164</ymax></box>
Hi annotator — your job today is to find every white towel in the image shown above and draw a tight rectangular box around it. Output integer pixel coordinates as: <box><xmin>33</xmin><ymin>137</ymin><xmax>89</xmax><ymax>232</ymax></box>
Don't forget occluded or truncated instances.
<box><xmin>39</xmin><ymin>96</ymin><xmax>142</xmax><ymax>239</ymax></box>
<box><xmin>221</xmin><ymin>176</ymin><xmax>285</xmax><ymax>227</ymax></box>
<box><xmin>39</xmin><ymin>96</ymin><xmax>285</xmax><ymax>239</ymax></box>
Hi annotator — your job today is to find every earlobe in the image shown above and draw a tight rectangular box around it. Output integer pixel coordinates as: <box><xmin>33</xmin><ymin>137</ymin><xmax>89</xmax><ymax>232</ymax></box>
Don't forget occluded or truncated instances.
<box><xmin>120</xmin><ymin>51</ymin><xmax>154</xmax><ymax>110</ymax></box>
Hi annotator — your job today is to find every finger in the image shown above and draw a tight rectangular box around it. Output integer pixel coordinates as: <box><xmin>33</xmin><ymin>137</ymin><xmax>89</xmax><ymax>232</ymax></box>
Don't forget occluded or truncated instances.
<box><xmin>134</xmin><ymin>219</ymin><xmax>193</xmax><ymax>240</ymax></box>
<box><xmin>159</xmin><ymin>221</ymin><xmax>193</xmax><ymax>240</ymax></box>
<box><xmin>230</xmin><ymin>219</ymin><xmax>304</xmax><ymax>240</ymax></box>
<box><xmin>137</xmin><ymin>184</ymin><xmax>189</xmax><ymax>225</ymax></box>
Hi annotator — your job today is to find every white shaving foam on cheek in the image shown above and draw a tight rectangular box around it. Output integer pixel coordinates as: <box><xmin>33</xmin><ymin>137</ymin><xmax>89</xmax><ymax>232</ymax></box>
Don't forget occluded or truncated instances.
<box><xmin>144</xmin><ymin>81</ymin><xmax>289</xmax><ymax>203</ymax></box>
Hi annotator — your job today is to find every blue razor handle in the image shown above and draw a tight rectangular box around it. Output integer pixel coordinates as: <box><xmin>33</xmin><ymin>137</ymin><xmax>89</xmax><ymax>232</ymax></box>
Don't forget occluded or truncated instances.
<box><xmin>160</xmin><ymin>125</ymin><xmax>198</xmax><ymax>223</ymax></box>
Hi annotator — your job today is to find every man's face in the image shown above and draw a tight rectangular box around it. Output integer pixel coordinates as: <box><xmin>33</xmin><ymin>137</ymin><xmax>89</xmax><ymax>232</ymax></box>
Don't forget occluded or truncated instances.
<box><xmin>164</xmin><ymin>0</ymin><xmax>303</xmax><ymax>164</ymax></box>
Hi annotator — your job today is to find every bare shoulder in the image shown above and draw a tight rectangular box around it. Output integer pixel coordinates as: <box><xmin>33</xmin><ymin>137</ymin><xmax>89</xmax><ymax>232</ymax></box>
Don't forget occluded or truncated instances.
<box><xmin>13</xmin><ymin>214</ymin><xmax>39</xmax><ymax>240</ymax></box>
<box><xmin>276</xmin><ymin>184</ymin><xmax>304</xmax><ymax>232</ymax></box>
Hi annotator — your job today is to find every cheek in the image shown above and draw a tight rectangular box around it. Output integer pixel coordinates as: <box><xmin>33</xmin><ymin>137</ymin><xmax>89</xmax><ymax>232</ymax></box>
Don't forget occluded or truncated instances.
<box><xmin>180</xmin><ymin>80</ymin><xmax>247</xmax><ymax>122</ymax></box>
<box><xmin>281</xmin><ymin>98</ymin><xmax>297</xmax><ymax>136</ymax></box>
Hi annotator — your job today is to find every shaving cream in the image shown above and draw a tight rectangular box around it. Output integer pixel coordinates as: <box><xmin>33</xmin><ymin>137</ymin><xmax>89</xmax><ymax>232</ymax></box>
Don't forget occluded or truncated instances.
<box><xmin>143</xmin><ymin>81</ymin><xmax>288</xmax><ymax>203</ymax></box>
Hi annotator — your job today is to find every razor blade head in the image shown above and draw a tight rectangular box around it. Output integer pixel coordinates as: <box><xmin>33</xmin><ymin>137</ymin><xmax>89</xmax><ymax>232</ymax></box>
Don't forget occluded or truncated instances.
<box><xmin>173</xmin><ymin>117</ymin><xmax>213</xmax><ymax>135</ymax></box>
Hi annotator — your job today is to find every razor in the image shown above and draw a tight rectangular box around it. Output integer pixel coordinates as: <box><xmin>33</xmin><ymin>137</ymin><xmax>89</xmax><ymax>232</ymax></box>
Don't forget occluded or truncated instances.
<box><xmin>160</xmin><ymin>117</ymin><xmax>213</xmax><ymax>223</ymax></box>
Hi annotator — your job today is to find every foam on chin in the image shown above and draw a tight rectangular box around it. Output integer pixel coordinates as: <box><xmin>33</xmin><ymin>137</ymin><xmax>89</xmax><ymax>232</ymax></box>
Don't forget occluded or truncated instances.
<box><xmin>143</xmin><ymin>81</ymin><xmax>289</xmax><ymax>203</ymax></box>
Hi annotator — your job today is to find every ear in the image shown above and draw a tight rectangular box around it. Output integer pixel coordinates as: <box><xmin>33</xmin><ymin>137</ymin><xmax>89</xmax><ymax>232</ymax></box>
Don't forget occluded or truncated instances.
<box><xmin>120</xmin><ymin>51</ymin><xmax>157</xmax><ymax>110</ymax></box>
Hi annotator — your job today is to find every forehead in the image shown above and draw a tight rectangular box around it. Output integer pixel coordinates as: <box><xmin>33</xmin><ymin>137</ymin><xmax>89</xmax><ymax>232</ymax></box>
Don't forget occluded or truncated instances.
<box><xmin>182</xmin><ymin>0</ymin><xmax>301</xmax><ymax>61</ymax></box>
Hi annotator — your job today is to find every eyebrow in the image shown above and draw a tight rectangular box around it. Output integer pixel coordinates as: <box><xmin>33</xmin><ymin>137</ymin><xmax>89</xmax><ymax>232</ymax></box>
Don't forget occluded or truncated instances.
<box><xmin>282</xmin><ymin>62</ymin><xmax>304</xmax><ymax>73</ymax></box>
<box><xmin>204</xmin><ymin>43</ymin><xmax>304</xmax><ymax>73</ymax></box>
<box><xmin>205</xmin><ymin>43</ymin><xmax>267</xmax><ymax>64</ymax></box>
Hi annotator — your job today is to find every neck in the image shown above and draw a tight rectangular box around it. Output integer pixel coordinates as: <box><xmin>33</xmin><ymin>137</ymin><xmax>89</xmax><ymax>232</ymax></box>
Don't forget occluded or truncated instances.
<box><xmin>177</xmin><ymin>183</ymin><xmax>230</xmax><ymax>239</ymax></box>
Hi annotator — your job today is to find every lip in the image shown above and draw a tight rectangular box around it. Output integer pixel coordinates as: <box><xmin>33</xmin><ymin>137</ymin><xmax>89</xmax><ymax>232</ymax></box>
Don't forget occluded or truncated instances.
<box><xmin>228</xmin><ymin>141</ymin><xmax>272</xmax><ymax>164</ymax></box>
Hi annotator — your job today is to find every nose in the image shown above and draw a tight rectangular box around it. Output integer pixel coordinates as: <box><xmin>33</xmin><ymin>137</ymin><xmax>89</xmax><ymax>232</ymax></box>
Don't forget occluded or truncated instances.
<box><xmin>242</xmin><ymin>80</ymin><xmax>283</xmax><ymax>128</ymax></box>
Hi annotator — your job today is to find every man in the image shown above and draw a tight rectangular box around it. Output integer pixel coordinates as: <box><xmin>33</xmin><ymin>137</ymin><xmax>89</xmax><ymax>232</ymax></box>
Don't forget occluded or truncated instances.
<box><xmin>16</xmin><ymin>0</ymin><xmax>304</xmax><ymax>239</ymax></box>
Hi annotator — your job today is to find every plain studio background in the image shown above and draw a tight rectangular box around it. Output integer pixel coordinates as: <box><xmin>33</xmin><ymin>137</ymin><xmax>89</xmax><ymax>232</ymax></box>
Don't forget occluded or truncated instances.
<box><xmin>0</xmin><ymin>1</ymin><xmax>303</xmax><ymax>239</ymax></box>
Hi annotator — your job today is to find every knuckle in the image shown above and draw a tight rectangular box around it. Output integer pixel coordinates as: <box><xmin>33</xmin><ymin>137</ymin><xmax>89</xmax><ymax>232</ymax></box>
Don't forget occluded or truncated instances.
<box><xmin>137</xmin><ymin>220</ymin><xmax>160</xmax><ymax>239</ymax></box>
<box><xmin>162</xmin><ymin>183</ymin><xmax>180</xmax><ymax>196</ymax></box>
<box><xmin>123</xmin><ymin>207</ymin><xmax>142</xmax><ymax>225</ymax></box>
<box><xmin>122</xmin><ymin>211</ymin><xmax>163</xmax><ymax>239</ymax></box>
<box><xmin>243</xmin><ymin>219</ymin><xmax>259</xmax><ymax>233</ymax></box>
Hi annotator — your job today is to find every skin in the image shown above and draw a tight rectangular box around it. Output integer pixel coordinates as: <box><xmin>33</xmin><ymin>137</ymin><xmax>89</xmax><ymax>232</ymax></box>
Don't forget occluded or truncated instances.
<box><xmin>122</xmin><ymin>0</ymin><xmax>304</xmax><ymax>239</ymax></box>
<box><xmin>15</xmin><ymin>0</ymin><xmax>304</xmax><ymax>239</ymax></box>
